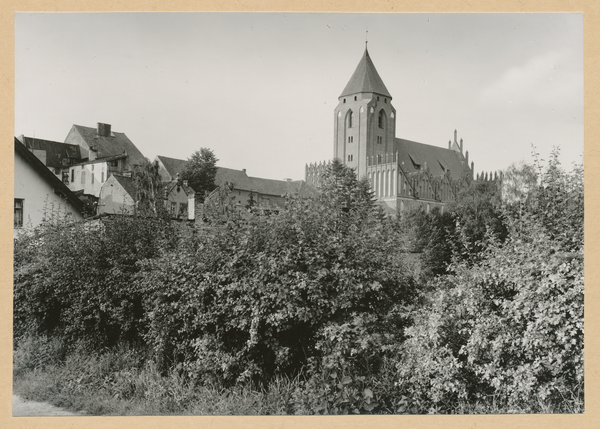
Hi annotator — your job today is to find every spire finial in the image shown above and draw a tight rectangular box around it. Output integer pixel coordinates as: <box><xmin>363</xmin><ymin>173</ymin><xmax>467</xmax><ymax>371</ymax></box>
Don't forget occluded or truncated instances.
<box><xmin>365</xmin><ymin>29</ymin><xmax>368</xmax><ymax>48</ymax></box>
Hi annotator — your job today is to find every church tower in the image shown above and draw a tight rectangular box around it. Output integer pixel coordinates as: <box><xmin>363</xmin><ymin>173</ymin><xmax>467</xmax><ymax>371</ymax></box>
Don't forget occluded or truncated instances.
<box><xmin>334</xmin><ymin>47</ymin><xmax>396</xmax><ymax>179</ymax></box>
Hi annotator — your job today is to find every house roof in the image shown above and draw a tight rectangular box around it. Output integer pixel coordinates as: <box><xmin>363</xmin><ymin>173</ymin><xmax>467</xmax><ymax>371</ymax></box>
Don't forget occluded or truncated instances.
<box><xmin>20</xmin><ymin>136</ymin><xmax>82</xmax><ymax>169</ymax></box>
<box><xmin>14</xmin><ymin>137</ymin><xmax>85</xmax><ymax>213</ymax></box>
<box><xmin>340</xmin><ymin>48</ymin><xmax>391</xmax><ymax>98</ymax></box>
<box><xmin>164</xmin><ymin>181</ymin><xmax>195</xmax><ymax>197</ymax></box>
<box><xmin>395</xmin><ymin>138</ymin><xmax>469</xmax><ymax>180</ymax></box>
<box><xmin>155</xmin><ymin>155</ymin><xmax>312</xmax><ymax>197</ymax></box>
<box><xmin>157</xmin><ymin>155</ymin><xmax>188</xmax><ymax>180</ymax></box>
<box><xmin>111</xmin><ymin>174</ymin><xmax>138</xmax><ymax>199</ymax></box>
<box><xmin>71</xmin><ymin>124</ymin><xmax>146</xmax><ymax>167</ymax></box>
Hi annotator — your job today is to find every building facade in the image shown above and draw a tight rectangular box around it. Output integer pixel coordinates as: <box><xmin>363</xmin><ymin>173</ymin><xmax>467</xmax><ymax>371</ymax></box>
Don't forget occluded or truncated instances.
<box><xmin>307</xmin><ymin>47</ymin><xmax>475</xmax><ymax>214</ymax></box>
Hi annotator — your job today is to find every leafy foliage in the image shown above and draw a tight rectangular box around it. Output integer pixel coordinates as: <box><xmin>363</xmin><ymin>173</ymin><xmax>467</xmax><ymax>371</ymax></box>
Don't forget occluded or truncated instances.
<box><xmin>181</xmin><ymin>148</ymin><xmax>218</xmax><ymax>201</ymax></box>
<box><xmin>396</xmin><ymin>155</ymin><xmax>584</xmax><ymax>413</ymax></box>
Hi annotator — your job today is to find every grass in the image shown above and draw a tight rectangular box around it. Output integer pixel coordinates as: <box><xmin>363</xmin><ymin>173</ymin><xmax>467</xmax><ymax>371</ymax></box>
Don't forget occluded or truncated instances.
<box><xmin>13</xmin><ymin>335</ymin><xmax>584</xmax><ymax>416</ymax></box>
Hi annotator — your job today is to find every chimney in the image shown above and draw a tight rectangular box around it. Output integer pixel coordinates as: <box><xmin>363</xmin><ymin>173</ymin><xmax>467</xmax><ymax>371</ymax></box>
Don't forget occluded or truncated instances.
<box><xmin>97</xmin><ymin>122</ymin><xmax>112</xmax><ymax>137</ymax></box>
<box><xmin>242</xmin><ymin>168</ymin><xmax>247</xmax><ymax>174</ymax></box>
<box><xmin>448</xmin><ymin>140</ymin><xmax>451</xmax><ymax>150</ymax></box>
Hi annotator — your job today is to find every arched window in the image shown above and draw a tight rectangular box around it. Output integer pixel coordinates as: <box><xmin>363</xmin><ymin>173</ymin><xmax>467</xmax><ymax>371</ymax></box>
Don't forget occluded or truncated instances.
<box><xmin>378</xmin><ymin>110</ymin><xmax>385</xmax><ymax>129</ymax></box>
<box><xmin>347</xmin><ymin>110</ymin><xmax>353</xmax><ymax>128</ymax></box>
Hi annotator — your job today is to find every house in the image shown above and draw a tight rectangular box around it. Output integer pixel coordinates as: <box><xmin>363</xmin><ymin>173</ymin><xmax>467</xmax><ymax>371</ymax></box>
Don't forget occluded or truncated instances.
<box><xmin>64</xmin><ymin>122</ymin><xmax>147</xmax><ymax>173</ymax></box>
<box><xmin>97</xmin><ymin>174</ymin><xmax>137</xmax><ymax>215</ymax></box>
<box><xmin>14</xmin><ymin>137</ymin><xmax>85</xmax><ymax>234</ymax></box>
<box><xmin>306</xmin><ymin>47</ymin><xmax>475</xmax><ymax>215</ymax></box>
<box><xmin>156</xmin><ymin>155</ymin><xmax>314</xmax><ymax>210</ymax></box>
<box><xmin>16</xmin><ymin>135</ymin><xmax>83</xmax><ymax>183</ymax></box>
<box><xmin>163</xmin><ymin>180</ymin><xmax>195</xmax><ymax>220</ymax></box>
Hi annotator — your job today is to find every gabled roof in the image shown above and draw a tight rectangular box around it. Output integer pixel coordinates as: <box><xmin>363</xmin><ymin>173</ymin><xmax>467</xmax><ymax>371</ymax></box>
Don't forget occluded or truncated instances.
<box><xmin>20</xmin><ymin>136</ymin><xmax>82</xmax><ymax>169</ymax></box>
<box><xmin>340</xmin><ymin>48</ymin><xmax>391</xmax><ymax>98</ymax></box>
<box><xmin>111</xmin><ymin>174</ymin><xmax>138</xmax><ymax>199</ymax></box>
<box><xmin>157</xmin><ymin>155</ymin><xmax>188</xmax><ymax>180</ymax></box>
<box><xmin>155</xmin><ymin>155</ymin><xmax>312</xmax><ymax>197</ymax></box>
<box><xmin>395</xmin><ymin>138</ymin><xmax>469</xmax><ymax>181</ymax></box>
<box><xmin>14</xmin><ymin>137</ymin><xmax>85</xmax><ymax>213</ymax></box>
<box><xmin>164</xmin><ymin>180</ymin><xmax>196</xmax><ymax>197</ymax></box>
<box><xmin>216</xmin><ymin>167</ymin><xmax>256</xmax><ymax>191</ymax></box>
<box><xmin>70</xmin><ymin>124</ymin><xmax>146</xmax><ymax>167</ymax></box>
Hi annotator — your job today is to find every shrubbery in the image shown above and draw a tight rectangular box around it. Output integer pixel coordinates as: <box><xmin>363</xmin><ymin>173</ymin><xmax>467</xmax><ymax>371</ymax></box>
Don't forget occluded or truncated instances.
<box><xmin>13</xmin><ymin>154</ymin><xmax>583</xmax><ymax>414</ymax></box>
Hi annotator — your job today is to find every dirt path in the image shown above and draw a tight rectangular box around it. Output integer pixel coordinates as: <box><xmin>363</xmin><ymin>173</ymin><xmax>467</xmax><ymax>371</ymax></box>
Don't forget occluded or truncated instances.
<box><xmin>12</xmin><ymin>395</ymin><xmax>81</xmax><ymax>417</ymax></box>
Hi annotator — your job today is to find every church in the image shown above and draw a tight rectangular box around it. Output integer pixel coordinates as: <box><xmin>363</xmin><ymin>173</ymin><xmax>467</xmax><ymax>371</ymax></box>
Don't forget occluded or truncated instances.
<box><xmin>306</xmin><ymin>47</ymin><xmax>475</xmax><ymax>215</ymax></box>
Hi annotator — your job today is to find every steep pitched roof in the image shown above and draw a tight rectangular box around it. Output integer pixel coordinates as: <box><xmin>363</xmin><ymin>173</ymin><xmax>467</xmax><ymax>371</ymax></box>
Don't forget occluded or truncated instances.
<box><xmin>157</xmin><ymin>155</ymin><xmax>188</xmax><ymax>180</ymax></box>
<box><xmin>14</xmin><ymin>137</ymin><xmax>85</xmax><ymax>213</ymax></box>
<box><xmin>71</xmin><ymin>125</ymin><xmax>146</xmax><ymax>167</ymax></box>
<box><xmin>164</xmin><ymin>180</ymin><xmax>196</xmax><ymax>197</ymax></box>
<box><xmin>20</xmin><ymin>136</ymin><xmax>82</xmax><ymax>169</ymax></box>
<box><xmin>395</xmin><ymin>138</ymin><xmax>469</xmax><ymax>180</ymax></box>
<box><xmin>340</xmin><ymin>48</ymin><xmax>391</xmax><ymax>98</ymax></box>
<box><xmin>112</xmin><ymin>174</ymin><xmax>138</xmax><ymax>199</ymax></box>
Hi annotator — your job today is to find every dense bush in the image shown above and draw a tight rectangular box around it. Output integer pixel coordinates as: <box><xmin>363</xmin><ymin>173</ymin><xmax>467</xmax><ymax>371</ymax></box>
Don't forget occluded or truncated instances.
<box><xmin>13</xmin><ymin>153</ymin><xmax>583</xmax><ymax>414</ymax></box>
<box><xmin>138</xmin><ymin>160</ymin><xmax>416</xmax><ymax>387</ymax></box>
<box><xmin>14</xmin><ymin>213</ymin><xmax>176</xmax><ymax>349</ymax></box>
<box><xmin>395</xmin><ymin>154</ymin><xmax>584</xmax><ymax>413</ymax></box>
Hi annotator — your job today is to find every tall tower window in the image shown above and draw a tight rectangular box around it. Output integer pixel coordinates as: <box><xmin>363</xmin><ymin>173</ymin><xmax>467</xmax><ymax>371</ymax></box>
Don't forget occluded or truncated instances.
<box><xmin>347</xmin><ymin>111</ymin><xmax>353</xmax><ymax>128</ymax></box>
<box><xmin>378</xmin><ymin>110</ymin><xmax>385</xmax><ymax>129</ymax></box>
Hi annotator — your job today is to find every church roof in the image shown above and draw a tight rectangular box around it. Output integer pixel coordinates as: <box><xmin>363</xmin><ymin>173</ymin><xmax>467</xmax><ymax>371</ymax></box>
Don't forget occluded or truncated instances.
<box><xmin>340</xmin><ymin>48</ymin><xmax>391</xmax><ymax>98</ymax></box>
<box><xmin>395</xmin><ymin>138</ymin><xmax>469</xmax><ymax>181</ymax></box>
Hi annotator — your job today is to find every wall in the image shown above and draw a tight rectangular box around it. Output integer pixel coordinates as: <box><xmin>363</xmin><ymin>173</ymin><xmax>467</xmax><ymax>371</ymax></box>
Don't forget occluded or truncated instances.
<box><xmin>14</xmin><ymin>150</ymin><xmax>84</xmax><ymax>233</ymax></box>
<box><xmin>67</xmin><ymin>161</ymin><xmax>109</xmax><ymax>197</ymax></box>
<box><xmin>98</xmin><ymin>176</ymin><xmax>135</xmax><ymax>215</ymax></box>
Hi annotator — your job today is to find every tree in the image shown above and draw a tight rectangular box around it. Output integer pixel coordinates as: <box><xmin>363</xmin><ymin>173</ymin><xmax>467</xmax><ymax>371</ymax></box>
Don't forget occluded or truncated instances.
<box><xmin>133</xmin><ymin>159</ymin><xmax>165</xmax><ymax>216</ymax></box>
<box><xmin>181</xmin><ymin>148</ymin><xmax>218</xmax><ymax>202</ymax></box>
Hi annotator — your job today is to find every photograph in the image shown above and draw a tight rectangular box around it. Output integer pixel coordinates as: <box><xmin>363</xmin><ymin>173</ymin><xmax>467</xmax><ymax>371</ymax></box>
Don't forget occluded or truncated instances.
<box><xmin>12</xmin><ymin>12</ymin><xmax>584</xmax><ymax>417</ymax></box>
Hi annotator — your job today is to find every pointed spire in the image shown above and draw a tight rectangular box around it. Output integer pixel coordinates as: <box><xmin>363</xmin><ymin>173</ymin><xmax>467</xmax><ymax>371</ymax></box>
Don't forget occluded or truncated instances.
<box><xmin>340</xmin><ymin>48</ymin><xmax>391</xmax><ymax>98</ymax></box>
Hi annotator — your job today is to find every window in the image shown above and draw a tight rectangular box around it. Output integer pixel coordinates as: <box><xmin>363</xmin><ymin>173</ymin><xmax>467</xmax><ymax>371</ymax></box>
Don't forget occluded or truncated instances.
<box><xmin>377</xmin><ymin>96</ymin><xmax>380</xmax><ymax>101</ymax></box>
<box><xmin>348</xmin><ymin>136</ymin><xmax>354</xmax><ymax>143</ymax></box>
<box><xmin>14</xmin><ymin>199</ymin><xmax>23</xmax><ymax>228</ymax></box>
<box><xmin>354</xmin><ymin>96</ymin><xmax>357</xmax><ymax>101</ymax></box>
<box><xmin>385</xmin><ymin>98</ymin><xmax>387</xmax><ymax>103</ymax></box>
<box><xmin>377</xmin><ymin>154</ymin><xmax>382</xmax><ymax>164</ymax></box>
<box><xmin>92</xmin><ymin>173</ymin><xmax>95</xmax><ymax>184</ymax></box>
<box><xmin>343</xmin><ymin>99</ymin><xmax>346</xmax><ymax>103</ymax></box>
<box><xmin>171</xmin><ymin>202</ymin><xmax>177</xmax><ymax>216</ymax></box>
<box><xmin>179</xmin><ymin>203</ymin><xmax>188</xmax><ymax>218</ymax></box>
<box><xmin>378</xmin><ymin>110</ymin><xmax>385</xmax><ymax>128</ymax></box>
<box><xmin>101</xmin><ymin>172</ymin><xmax>105</xmax><ymax>183</ymax></box>
<box><xmin>377</xmin><ymin>136</ymin><xmax>383</xmax><ymax>144</ymax></box>
<box><xmin>347</xmin><ymin>111</ymin><xmax>353</xmax><ymax>128</ymax></box>
<box><xmin>81</xmin><ymin>171</ymin><xmax>86</xmax><ymax>185</ymax></box>
<box><xmin>71</xmin><ymin>169</ymin><xmax>74</xmax><ymax>182</ymax></box>
<box><xmin>347</xmin><ymin>154</ymin><xmax>353</xmax><ymax>162</ymax></box>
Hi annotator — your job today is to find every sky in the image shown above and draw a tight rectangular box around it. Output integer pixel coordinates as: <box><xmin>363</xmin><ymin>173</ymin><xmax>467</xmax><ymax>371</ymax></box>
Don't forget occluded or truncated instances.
<box><xmin>15</xmin><ymin>13</ymin><xmax>583</xmax><ymax>181</ymax></box>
